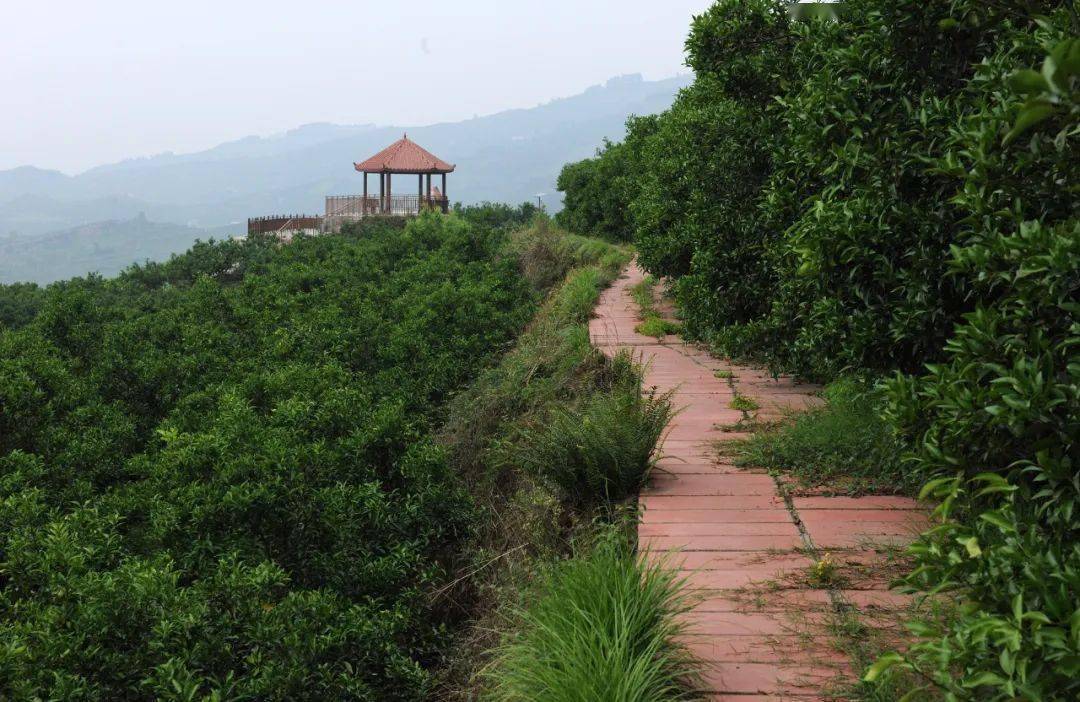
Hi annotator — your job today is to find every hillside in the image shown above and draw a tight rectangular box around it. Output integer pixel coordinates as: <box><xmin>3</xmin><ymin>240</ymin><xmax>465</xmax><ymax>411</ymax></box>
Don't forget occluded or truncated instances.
<box><xmin>0</xmin><ymin>74</ymin><xmax>689</xmax><ymax>240</ymax></box>
<box><xmin>0</xmin><ymin>215</ymin><xmax>209</xmax><ymax>284</ymax></box>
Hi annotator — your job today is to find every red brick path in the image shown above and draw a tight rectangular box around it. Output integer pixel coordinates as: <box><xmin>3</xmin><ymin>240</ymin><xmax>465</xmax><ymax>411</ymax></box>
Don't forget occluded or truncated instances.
<box><xmin>589</xmin><ymin>262</ymin><xmax>926</xmax><ymax>699</ymax></box>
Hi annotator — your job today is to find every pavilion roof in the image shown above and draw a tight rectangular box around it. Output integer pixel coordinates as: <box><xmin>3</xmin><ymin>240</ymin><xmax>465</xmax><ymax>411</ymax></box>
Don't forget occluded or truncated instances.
<box><xmin>354</xmin><ymin>135</ymin><xmax>455</xmax><ymax>174</ymax></box>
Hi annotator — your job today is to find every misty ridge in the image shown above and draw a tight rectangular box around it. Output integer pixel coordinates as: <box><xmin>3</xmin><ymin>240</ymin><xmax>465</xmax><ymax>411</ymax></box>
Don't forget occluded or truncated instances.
<box><xmin>0</xmin><ymin>74</ymin><xmax>687</xmax><ymax>284</ymax></box>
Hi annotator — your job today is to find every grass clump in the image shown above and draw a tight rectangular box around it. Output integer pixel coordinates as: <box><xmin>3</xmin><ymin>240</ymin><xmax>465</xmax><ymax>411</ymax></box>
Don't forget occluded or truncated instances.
<box><xmin>636</xmin><ymin>315</ymin><xmax>681</xmax><ymax>339</ymax></box>
<box><xmin>630</xmin><ymin>275</ymin><xmax>659</xmax><ymax>311</ymax></box>
<box><xmin>729</xmin><ymin>394</ymin><xmax>759</xmax><ymax>413</ymax></box>
<box><xmin>737</xmin><ymin>379</ymin><xmax>913</xmax><ymax>495</ymax></box>
<box><xmin>511</xmin><ymin>355</ymin><xmax>674</xmax><ymax>504</ymax></box>
<box><xmin>487</xmin><ymin>531</ymin><xmax>703</xmax><ymax>701</ymax></box>
<box><xmin>713</xmin><ymin>369</ymin><xmax>733</xmax><ymax>380</ymax></box>
<box><xmin>630</xmin><ymin>275</ymin><xmax>682</xmax><ymax>339</ymax></box>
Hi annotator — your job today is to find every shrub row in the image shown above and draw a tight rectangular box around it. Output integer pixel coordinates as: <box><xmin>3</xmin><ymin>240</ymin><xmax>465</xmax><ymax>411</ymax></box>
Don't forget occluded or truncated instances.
<box><xmin>557</xmin><ymin>1</ymin><xmax>1078</xmax><ymax>698</ymax></box>
<box><xmin>0</xmin><ymin>213</ymin><xmax>538</xmax><ymax>700</ymax></box>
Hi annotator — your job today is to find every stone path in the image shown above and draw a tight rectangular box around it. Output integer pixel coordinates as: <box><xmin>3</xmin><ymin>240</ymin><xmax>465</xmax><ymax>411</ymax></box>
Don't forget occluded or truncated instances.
<box><xmin>589</xmin><ymin>262</ymin><xmax>926</xmax><ymax>700</ymax></box>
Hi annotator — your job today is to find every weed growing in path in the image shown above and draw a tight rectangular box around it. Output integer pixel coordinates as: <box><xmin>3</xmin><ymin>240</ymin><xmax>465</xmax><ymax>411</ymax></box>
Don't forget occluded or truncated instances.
<box><xmin>737</xmin><ymin>380</ymin><xmax>913</xmax><ymax>496</ymax></box>
<box><xmin>807</xmin><ymin>553</ymin><xmax>849</xmax><ymax>589</ymax></box>
<box><xmin>730</xmin><ymin>394</ymin><xmax>760</xmax><ymax>413</ymax></box>
<box><xmin>636</xmin><ymin>315</ymin><xmax>682</xmax><ymax>339</ymax></box>
<box><xmin>630</xmin><ymin>274</ymin><xmax>683</xmax><ymax>339</ymax></box>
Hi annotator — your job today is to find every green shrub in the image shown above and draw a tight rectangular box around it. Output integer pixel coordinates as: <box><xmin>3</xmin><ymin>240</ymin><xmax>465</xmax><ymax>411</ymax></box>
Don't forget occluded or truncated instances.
<box><xmin>455</xmin><ymin>201</ymin><xmax>540</xmax><ymax>231</ymax></box>
<box><xmin>874</xmin><ymin>37</ymin><xmax>1080</xmax><ymax>696</ymax></box>
<box><xmin>630</xmin><ymin>276</ymin><xmax>657</xmax><ymax>311</ymax></box>
<box><xmin>561</xmin><ymin>0</ymin><xmax>1079</xmax><ymax>697</ymax></box>
<box><xmin>433</xmin><ymin>242</ymin><xmax>636</xmax><ymax>694</ymax></box>
<box><xmin>486</xmin><ymin>531</ymin><xmax>702</xmax><ymax>701</ymax></box>
<box><xmin>0</xmin><ymin>282</ymin><xmax>45</xmax><ymax>329</ymax></box>
<box><xmin>629</xmin><ymin>276</ymin><xmax>681</xmax><ymax>339</ymax></box>
<box><xmin>738</xmin><ymin>379</ymin><xmax>912</xmax><ymax>495</ymax></box>
<box><xmin>555</xmin><ymin>125</ymin><xmax>656</xmax><ymax>243</ymax></box>
<box><xmin>441</xmin><ymin>248</ymin><xmax>630</xmax><ymax>492</ymax></box>
<box><xmin>567</xmin><ymin>1</ymin><xmax>1068</xmax><ymax>382</ymax></box>
<box><xmin>0</xmin><ymin>213</ymin><xmax>540</xmax><ymax>699</ymax></box>
<box><xmin>511</xmin><ymin>356</ymin><xmax>674</xmax><ymax>504</ymax></box>
<box><xmin>631</xmin><ymin>0</ymin><xmax>793</xmax><ymax>339</ymax></box>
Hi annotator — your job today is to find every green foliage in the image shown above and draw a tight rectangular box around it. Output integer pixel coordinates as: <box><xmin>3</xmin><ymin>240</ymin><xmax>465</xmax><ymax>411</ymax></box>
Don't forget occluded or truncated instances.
<box><xmin>729</xmin><ymin>393</ymin><xmax>760</xmax><ymax>413</ymax></box>
<box><xmin>455</xmin><ymin>201</ymin><xmax>540</xmax><ymax>231</ymax></box>
<box><xmin>738</xmin><ymin>379</ymin><xmax>912</xmax><ymax>496</ymax></box>
<box><xmin>629</xmin><ymin>275</ymin><xmax>682</xmax><ymax>339</ymax></box>
<box><xmin>562</xmin><ymin>0</ymin><xmax>1079</xmax><ymax>696</ymax></box>
<box><xmin>635</xmin><ymin>315</ymin><xmax>681</xmax><ymax>339</ymax></box>
<box><xmin>555</xmin><ymin>139</ymin><xmax>639</xmax><ymax>242</ymax></box>
<box><xmin>0</xmin><ymin>213</ymin><xmax>540</xmax><ymax>700</ymax></box>
<box><xmin>0</xmin><ymin>282</ymin><xmax>45</xmax><ymax>329</ymax></box>
<box><xmin>434</xmin><ymin>237</ymin><xmax>634</xmax><ymax>694</ymax></box>
<box><xmin>632</xmin><ymin>0</ymin><xmax>793</xmax><ymax>340</ymax></box>
<box><xmin>573</xmin><ymin>0</ymin><xmax>1072</xmax><ymax>380</ymax></box>
<box><xmin>629</xmin><ymin>275</ymin><xmax>657</xmax><ymax>312</ymax></box>
<box><xmin>441</xmin><ymin>240</ymin><xmax>632</xmax><ymax>494</ymax></box>
<box><xmin>511</xmin><ymin>355</ymin><xmax>674</xmax><ymax>505</ymax></box>
<box><xmin>486</xmin><ymin>530</ymin><xmax>702</xmax><ymax>701</ymax></box>
<box><xmin>880</xmin><ymin>47</ymin><xmax>1080</xmax><ymax>695</ymax></box>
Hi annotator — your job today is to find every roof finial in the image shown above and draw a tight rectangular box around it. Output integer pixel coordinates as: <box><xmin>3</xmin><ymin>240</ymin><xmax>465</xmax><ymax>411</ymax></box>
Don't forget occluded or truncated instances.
<box><xmin>403</xmin><ymin>132</ymin><xmax>408</xmax><ymax>140</ymax></box>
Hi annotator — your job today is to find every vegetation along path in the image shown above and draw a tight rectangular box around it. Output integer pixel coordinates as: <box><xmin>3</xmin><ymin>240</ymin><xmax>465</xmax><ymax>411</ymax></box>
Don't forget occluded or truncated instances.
<box><xmin>590</xmin><ymin>261</ymin><xmax>928</xmax><ymax>699</ymax></box>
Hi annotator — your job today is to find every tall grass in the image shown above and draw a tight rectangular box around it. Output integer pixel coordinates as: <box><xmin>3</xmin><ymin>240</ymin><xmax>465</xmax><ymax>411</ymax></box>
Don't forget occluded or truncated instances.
<box><xmin>486</xmin><ymin>532</ymin><xmax>703</xmax><ymax>702</ymax></box>
<box><xmin>737</xmin><ymin>379</ymin><xmax>914</xmax><ymax>496</ymax></box>
<box><xmin>510</xmin><ymin>356</ymin><xmax>674</xmax><ymax>504</ymax></box>
<box><xmin>432</xmin><ymin>228</ymin><xmax>634</xmax><ymax>696</ymax></box>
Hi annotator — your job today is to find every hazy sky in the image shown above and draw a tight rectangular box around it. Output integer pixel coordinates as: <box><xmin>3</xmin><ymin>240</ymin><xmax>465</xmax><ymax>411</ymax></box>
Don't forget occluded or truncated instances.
<box><xmin>1</xmin><ymin>0</ymin><xmax>712</xmax><ymax>174</ymax></box>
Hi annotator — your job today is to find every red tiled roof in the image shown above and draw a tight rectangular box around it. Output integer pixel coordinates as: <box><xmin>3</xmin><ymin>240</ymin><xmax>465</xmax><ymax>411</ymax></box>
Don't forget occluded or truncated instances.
<box><xmin>354</xmin><ymin>135</ymin><xmax>455</xmax><ymax>174</ymax></box>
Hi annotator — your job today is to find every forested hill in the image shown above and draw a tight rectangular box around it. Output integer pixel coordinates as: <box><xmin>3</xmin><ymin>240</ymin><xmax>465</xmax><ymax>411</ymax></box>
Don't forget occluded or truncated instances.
<box><xmin>0</xmin><ymin>215</ymin><xmax>208</xmax><ymax>284</ymax></box>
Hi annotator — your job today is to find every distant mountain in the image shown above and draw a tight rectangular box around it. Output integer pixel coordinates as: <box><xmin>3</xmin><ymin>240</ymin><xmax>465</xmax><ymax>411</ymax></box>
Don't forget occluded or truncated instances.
<box><xmin>0</xmin><ymin>215</ymin><xmax>211</xmax><ymax>284</ymax></box>
<box><xmin>0</xmin><ymin>73</ymin><xmax>689</xmax><ymax>283</ymax></box>
<box><xmin>0</xmin><ymin>74</ymin><xmax>689</xmax><ymax>241</ymax></box>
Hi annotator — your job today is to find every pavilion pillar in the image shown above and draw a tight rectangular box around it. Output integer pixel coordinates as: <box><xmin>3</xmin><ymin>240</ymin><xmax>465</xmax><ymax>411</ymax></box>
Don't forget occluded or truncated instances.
<box><xmin>442</xmin><ymin>173</ymin><xmax>447</xmax><ymax>212</ymax></box>
<box><xmin>379</xmin><ymin>173</ymin><xmax>385</xmax><ymax>213</ymax></box>
<box><xmin>363</xmin><ymin>172</ymin><xmax>368</xmax><ymax>215</ymax></box>
<box><xmin>425</xmin><ymin>173</ymin><xmax>432</xmax><ymax>207</ymax></box>
<box><xmin>387</xmin><ymin>173</ymin><xmax>393</xmax><ymax>213</ymax></box>
<box><xmin>418</xmin><ymin>174</ymin><xmax>423</xmax><ymax>212</ymax></box>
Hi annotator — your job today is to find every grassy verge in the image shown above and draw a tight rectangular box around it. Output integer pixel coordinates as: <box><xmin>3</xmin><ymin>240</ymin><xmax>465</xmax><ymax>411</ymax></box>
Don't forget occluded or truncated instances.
<box><xmin>630</xmin><ymin>274</ymin><xmax>681</xmax><ymax>339</ymax></box>
<box><xmin>486</xmin><ymin>529</ymin><xmax>702</xmax><ymax>701</ymax></box>
<box><xmin>434</xmin><ymin>223</ymin><xmax>698</xmax><ymax>699</ymax></box>
<box><xmin>511</xmin><ymin>367</ymin><xmax>674</xmax><ymax>506</ymax></box>
<box><xmin>736</xmin><ymin>379</ymin><xmax>916</xmax><ymax>496</ymax></box>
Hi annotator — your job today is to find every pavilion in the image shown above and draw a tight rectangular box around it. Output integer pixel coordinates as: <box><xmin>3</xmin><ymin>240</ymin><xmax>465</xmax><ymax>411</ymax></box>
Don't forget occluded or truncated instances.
<box><xmin>252</xmin><ymin>136</ymin><xmax>456</xmax><ymax>237</ymax></box>
<box><xmin>333</xmin><ymin>135</ymin><xmax>455</xmax><ymax>219</ymax></box>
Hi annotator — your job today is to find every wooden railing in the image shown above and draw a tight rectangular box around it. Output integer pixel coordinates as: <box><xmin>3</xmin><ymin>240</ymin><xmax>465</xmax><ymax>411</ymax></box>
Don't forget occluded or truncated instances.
<box><xmin>248</xmin><ymin>214</ymin><xmax>322</xmax><ymax>237</ymax></box>
<box><xmin>325</xmin><ymin>194</ymin><xmax>449</xmax><ymax>221</ymax></box>
<box><xmin>248</xmin><ymin>195</ymin><xmax>450</xmax><ymax>238</ymax></box>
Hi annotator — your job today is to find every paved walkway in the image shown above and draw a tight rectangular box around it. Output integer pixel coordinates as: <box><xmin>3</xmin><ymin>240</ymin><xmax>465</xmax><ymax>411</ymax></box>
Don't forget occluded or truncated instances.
<box><xmin>589</xmin><ymin>262</ymin><xmax>926</xmax><ymax>700</ymax></box>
